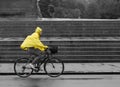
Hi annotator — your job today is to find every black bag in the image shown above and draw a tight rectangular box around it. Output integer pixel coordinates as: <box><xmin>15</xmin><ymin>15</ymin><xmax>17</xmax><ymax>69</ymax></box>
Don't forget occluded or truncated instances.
<box><xmin>49</xmin><ymin>46</ymin><xmax>58</xmax><ymax>54</ymax></box>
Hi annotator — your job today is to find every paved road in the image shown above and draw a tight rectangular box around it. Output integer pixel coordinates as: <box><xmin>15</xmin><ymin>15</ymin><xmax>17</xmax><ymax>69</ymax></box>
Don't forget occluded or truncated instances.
<box><xmin>1</xmin><ymin>75</ymin><xmax>120</xmax><ymax>87</ymax></box>
<box><xmin>1</xmin><ymin>63</ymin><xmax>120</xmax><ymax>74</ymax></box>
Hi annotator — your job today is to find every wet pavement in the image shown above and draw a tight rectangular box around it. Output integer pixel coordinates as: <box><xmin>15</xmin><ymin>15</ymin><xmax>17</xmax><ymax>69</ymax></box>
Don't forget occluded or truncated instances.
<box><xmin>0</xmin><ymin>63</ymin><xmax>120</xmax><ymax>74</ymax></box>
<box><xmin>1</xmin><ymin>63</ymin><xmax>120</xmax><ymax>87</ymax></box>
<box><xmin>1</xmin><ymin>75</ymin><xmax>120</xmax><ymax>87</ymax></box>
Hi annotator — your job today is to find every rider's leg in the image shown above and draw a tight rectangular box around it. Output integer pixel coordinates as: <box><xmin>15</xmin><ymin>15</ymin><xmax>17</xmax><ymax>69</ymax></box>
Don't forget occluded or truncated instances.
<box><xmin>32</xmin><ymin>56</ymin><xmax>40</xmax><ymax>64</ymax></box>
<box><xmin>27</xmin><ymin>48</ymin><xmax>37</xmax><ymax>67</ymax></box>
<box><xmin>27</xmin><ymin>48</ymin><xmax>43</xmax><ymax>69</ymax></box>
<box><xmin>31</xmin><ymin>49</ymin><xmax>43</xmax><ymax>64</ymax></box>
<box><xmin>32</xmin><ymin>49</ymin><xmax>45</xmax><ymax>71</ymax></box>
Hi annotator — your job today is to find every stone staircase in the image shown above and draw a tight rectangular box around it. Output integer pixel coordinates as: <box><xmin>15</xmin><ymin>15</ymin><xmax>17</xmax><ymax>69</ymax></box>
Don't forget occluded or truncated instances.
<box><xmin>0</xmin><ymin>19</ymin><xmax>120</xmax><ymax>63</ymax></box>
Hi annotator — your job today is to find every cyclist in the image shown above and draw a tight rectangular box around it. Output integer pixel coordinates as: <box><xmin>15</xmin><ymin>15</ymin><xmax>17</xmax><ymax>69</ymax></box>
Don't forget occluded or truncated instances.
<box><xmin>20</xmin><ymin>26</ymin><xmax>48</xmax><ymax>70</ymax></box>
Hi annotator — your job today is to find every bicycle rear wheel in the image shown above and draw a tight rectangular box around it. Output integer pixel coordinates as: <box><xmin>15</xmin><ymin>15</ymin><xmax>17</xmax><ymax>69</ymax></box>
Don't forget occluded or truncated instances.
<box><xmin>14</xmin><ymin>58</ymin><xmax>33</xmax><ymax>78</ymax></box>
<box><xmin>44</xmin><ymin>57</ymin><xmax>64</xmax><ymax>77</ymax></box>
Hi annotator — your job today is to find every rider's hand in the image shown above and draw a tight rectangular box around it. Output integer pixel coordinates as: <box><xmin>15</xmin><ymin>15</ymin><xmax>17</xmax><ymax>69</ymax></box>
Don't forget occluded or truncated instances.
<box><xmin>46</xmin><ymin>47</ymin><xmax>51</xmax><ymax>54</ymax></box>
<box><xmin>44</xmin><ymin>46</ymin><xmax>48</xmax><ymax>49</ymax></box>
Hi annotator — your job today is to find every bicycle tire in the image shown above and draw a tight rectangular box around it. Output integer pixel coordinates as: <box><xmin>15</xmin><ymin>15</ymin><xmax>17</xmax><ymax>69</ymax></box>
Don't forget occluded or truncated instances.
<box><xmin>14</xmin><ymin>58</ymin><xmax>33</xmax><ymax>78</ymax></box>
<box><xmin>44</xmin><ymin>57</ymin><xmax>64</xmax><ymax>77</ymax></box>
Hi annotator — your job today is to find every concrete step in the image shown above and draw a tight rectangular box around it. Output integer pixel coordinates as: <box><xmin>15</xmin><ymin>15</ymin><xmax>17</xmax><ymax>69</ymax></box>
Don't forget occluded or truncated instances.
<box><xmin>1</xmin><ymin>37</ymin><xmax>120</xmax><ymax>62</ymax></box>
<box><xmin>0</xmin><ymin>20</ymin><xmax>120</xmax><ymax>37</ymax></box>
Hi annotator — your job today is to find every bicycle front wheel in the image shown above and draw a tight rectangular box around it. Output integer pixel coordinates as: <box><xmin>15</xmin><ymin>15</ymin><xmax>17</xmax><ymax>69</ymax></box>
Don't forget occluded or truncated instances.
<box><xmin>44</xmin><ymin>57</ymin><xmax>64</xmax><ymax>77</ymax></box>
<box><xmin>14</xmin><ymin>58</ymin><xmax>33</xmax><ymax>78</ymax></box>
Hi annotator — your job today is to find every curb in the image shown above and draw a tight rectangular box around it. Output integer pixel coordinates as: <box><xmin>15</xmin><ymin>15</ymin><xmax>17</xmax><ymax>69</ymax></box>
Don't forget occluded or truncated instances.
<box><xmin>1</xmin><ymin>72</ymin><xmax>120</xmax><ymax>75</ymax></box>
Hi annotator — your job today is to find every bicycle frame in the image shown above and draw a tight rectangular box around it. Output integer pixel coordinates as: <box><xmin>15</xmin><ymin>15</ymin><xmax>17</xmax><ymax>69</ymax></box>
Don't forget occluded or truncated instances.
<box><xmin>33</xmin><ymin>51</ymin><xmax>53</xmax><ymax>71</ymax></box>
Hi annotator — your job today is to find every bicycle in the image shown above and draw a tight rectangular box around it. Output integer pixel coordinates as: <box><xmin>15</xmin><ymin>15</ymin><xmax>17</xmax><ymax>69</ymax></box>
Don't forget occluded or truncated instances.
<box><xmin>14</xmin><ymin>46</ymin><xmax>64</xmax><ymax>78</ymax></box>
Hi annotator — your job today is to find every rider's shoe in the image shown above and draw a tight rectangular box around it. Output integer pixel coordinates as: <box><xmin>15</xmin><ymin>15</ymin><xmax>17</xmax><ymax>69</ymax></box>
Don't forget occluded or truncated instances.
<box><xmin>29</xmin><ymin>63</ymin><xmax>36</xmax><ymax>70</ymax></box>
<box><xmin>29</xmin><ymin>63</ymin><xmax>43</xmax><ymax>72</ymax></box>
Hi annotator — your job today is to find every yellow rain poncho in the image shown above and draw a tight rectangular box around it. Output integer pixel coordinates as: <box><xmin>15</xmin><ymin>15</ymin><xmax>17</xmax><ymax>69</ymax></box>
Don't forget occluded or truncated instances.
<box><xmin>20</xmin><ymin>27</ymin><xmax>48</xmax><ymax>51</ymax></box>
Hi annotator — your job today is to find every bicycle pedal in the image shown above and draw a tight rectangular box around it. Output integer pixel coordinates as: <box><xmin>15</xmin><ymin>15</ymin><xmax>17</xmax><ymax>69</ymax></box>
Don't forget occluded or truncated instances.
<box><xmin>34</xmin><ymin>70</ymin><xmax>39</xmax><ymax>73</ymax></box>
<box><xmin>33</xmin><ymin>68</ymin><xmax>39</xmax><ymax>72</ymax></box>
<box><xmin>35</xmin><ymin>67</ymin><xmax>39</xmax><ymax>68</ymax></box>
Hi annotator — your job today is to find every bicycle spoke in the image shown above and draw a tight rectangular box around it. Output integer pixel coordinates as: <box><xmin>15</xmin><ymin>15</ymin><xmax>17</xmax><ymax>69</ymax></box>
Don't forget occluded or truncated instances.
<box><xmin>44</xmin><ymin>58</ymin><xmax>64</xmax><ymax>77</ymax></box>
<box><xmin>14</xmin><ymin>58</ymin><xmax>33</xmax><ymax>78</ymax></box>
